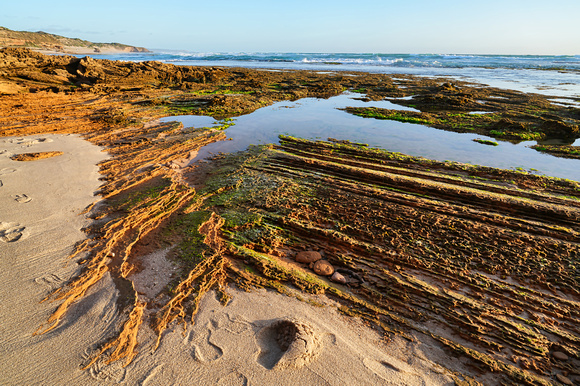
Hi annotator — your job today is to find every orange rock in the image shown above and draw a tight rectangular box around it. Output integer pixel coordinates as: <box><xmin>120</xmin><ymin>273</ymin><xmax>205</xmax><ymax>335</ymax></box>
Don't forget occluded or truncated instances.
<box><xmin>313</xmin><ymin>260</ymin><xmax>334</xmax><ymax>276</ymax></box>
<box><xmin>553</xmin><ymin>351</ymin><xmax>569</xmax><ymax>361</ymax></box>
<box><xmin>296</xmin><ymin>251</ymin><xmax>322</xmax><ymax>264</ymax></box>
<box><xmin>556</xmin><ymin>374</ymin><xmax>573</xmax><ymax>385</ymax></box>
<box><xmin>331</xmin><ymin>271</ymin><xmax>346</xmax><ymax>284</ymax></box>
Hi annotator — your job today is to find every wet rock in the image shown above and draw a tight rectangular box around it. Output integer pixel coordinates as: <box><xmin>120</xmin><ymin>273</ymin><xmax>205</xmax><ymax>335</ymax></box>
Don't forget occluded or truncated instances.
<box><xmin>553</xmin><ymin>351</ymin><xmax>569</xmax><ymax>361</ymax></box>
<box><xmin>296</xmin><ymin>251</ymin><xmax>322</xmax><ymax>264</ymax></box>
<box><xmin>437</xmin><ymin>82</ymin><xmax>458</xmax><ymax>92</ymax></box>
<box><xmin>556</xmin><ymin>374</ymin><xmax>573</xmax><ymax>385</ymax></box>
<box><xmin>330</xmin><ymin>271</ymin><xmax>346</xmax><ymax>284</ymax></box>
<box><xmin>312</xmin><ymin>260</ymin><xmax>334</xmax><ymax>276</ymax></box>
<box><xmin>336</xmin><ymin>268</ymin><xmax>365</xmax><ymax>285</ymax></box>
<box><xmin>540</xmin><ymin>119</ymin><xmax>579</xmax><ymax>137</ymax></box>
<box><xmin>493</xmin><ymin>118</ymin><xmax>527</xmax><ymax>132</ymax></box>
<box><xmin>413</xmin><ymin>93</ymin><xmax>477</xmax><ymax>110</ymax></box>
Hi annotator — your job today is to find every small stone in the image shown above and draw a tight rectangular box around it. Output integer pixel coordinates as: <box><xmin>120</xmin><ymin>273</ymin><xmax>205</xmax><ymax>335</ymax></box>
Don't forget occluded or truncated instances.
<box><xmin>555</xmin><ymin>374</ymin><xmax>573</xmax><ymax>385</ymax></box>
<box><xmin>330</xmin><ymin>272</ymin><xmax>346</xmax><ymax>284</ymax></box>
<box><xmin>296</xmin><ymin>251</ymin><xmax>322</xmax><ymax>264</ymax></box>
<box><xmin>553</xmin><ymin>351</ymin><xmax>569</xmax><ymax>361</ymax></box>
<box><xmin>313</xmin><ymin>260</ymin><xmax>334</xmax><ymax>276</ymax></box>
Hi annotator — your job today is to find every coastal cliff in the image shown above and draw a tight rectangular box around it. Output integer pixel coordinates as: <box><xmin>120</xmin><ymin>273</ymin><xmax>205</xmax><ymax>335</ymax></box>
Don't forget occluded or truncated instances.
<box><xmin>0</xmin><ymin>26</ymin><xmax>149</xmax><ymax>54</ymax></box>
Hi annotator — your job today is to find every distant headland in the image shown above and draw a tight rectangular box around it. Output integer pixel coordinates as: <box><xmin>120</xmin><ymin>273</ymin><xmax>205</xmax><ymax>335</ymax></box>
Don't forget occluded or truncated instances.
<box><xmin>0</xmin><ymin>26</ymin><xmax>149</xmax><ymax>55</ymax></box>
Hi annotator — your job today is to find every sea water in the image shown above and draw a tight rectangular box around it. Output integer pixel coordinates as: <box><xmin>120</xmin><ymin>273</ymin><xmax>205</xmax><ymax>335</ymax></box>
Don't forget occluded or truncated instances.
<box><xmin>161</xmin><ymin>93</ymin><xmax>580</xmax><ymax>181</ymax></box>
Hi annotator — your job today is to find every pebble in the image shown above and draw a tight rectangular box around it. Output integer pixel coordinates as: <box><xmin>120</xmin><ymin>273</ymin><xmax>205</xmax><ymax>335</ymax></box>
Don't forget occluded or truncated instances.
<box><xmin>553</xmin><ymin>351</ymin><xmax>569</xmax><ymax>361</ymax></box>
<box><xmin>296</xmin><ymin>251</ymin><xmax>322</xmax><ymax>264</ymax></box>
<box><xmin>555</xmin><ymin>374</ymin><xmax>573</xmax><ymax>385</ymax></box>
<box><xmin>313</xmin><ymin>260</ymin><xmax>334</xmax><ymax>276</ymax></box>
<box><xmin>331</xmin><ymin>271</ymin><xmax>346</xmax><ymax>284</ymax></box>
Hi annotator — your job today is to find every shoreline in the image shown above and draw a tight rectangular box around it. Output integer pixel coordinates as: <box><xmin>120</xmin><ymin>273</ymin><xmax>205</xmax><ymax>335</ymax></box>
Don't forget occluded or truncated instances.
<box><xmin>0</xmin><ymin>48</ymin><xmax>579</xmax><ymax>385</ymax></box>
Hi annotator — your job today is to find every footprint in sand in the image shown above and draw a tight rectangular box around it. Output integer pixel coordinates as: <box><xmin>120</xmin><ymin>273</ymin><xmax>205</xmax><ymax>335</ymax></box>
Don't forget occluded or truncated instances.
<box><xmin>186</xmin><ymin>322</ymin><xmax>224</xmax><ymax>363</ymax></box>
<box><xmin>10</xmin><ymin>137</ymin><xmax>54</xmax><ymax>147</ymax></box>
<box><xmin>13</xmin><ymin>194</ymin><xmax>32</xmax><ymax>203</ymax></box>
<box><xmin>256</xmin><ymin>318</ymin><xmax>322</xmax><ymax>370</ymax></box>
<box><xmin>216</xmin><ymin>371</ymin><xmax>249</xmax><ymax>386</ymax></box>
<box><xmin>140</xmin><ymin>364</ymin><xmax>165</xmax><ymax>386</ymax></box>
<box><xmin>362</xmin><ymin>357</ymin><xmax>425</xmax><ymax>383</ymax></box>
<box><xmin>33</xmin><ymin>273</ymin><xmax>64</xmax><ymax>290</ymax></box>
<box><xmin>7</xmin><ymin>138</ymin><xmax>25</xmax><ymax>145</ymax></box>
<box><xmin>0</xmin><ymin>222</ymin><xmax>26</xmax><ymax>243</ymax></box>
<box><xmin>86</xmin><ymin>357</ymin><xmax>127</xmax><ymax>383</ymax></box>
<box><xmin>0</xmin><ymin>167</ymin><xmax>16</xmax><ymax>175</ymax></box>
<box><xmin>220</xmin><ymin>313</ymin><xmax>253</xmax><ymax>335</ymax></box>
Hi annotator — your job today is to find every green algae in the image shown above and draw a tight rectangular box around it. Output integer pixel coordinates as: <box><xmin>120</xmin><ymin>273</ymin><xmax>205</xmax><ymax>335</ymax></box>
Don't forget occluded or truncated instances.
<box><xmin>343</xmin><ymin>106</ymin><xmax>560</xmax><ymax>144</ymax></box>
<box><xmin>473</xmin><ymin>139</ymin><xmax>499</xmax><ymax>146</ymax></box>
<box><xmin>347</xmin><ymin>107</ymin><xmax>431</xmax><ymax>125</ymax></box>
<box><xmin>489</xmin><ymin>129</ymin><xmax>543</xmax><ymax>141</ymax></box>
<box><xmin>532</xmin><ymin>144</ymin><xmax>580</xmax><ymax>159</ymax></box>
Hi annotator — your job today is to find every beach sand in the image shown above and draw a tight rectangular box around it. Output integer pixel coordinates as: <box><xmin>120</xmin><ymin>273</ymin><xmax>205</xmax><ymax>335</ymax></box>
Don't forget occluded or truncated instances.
<box><xmin>116</xmin><ymin>284</ymin><xmax>452</xmax><ymax>385</ymax></box>
<box><xmin>0</xmin><ymin>134</ymin><xmax>114</xmax><ymax>384</ymax></box>
<box><xmin>0</xmin><ymin>134</ymin><xmax>453</xmax><ymax>384</ymax></box>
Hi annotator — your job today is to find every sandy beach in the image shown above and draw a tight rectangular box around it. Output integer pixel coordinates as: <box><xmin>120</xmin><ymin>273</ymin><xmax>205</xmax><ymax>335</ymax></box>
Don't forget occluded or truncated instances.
<box><xmin>0</xmin><ymin>48</ymin><xmax>579</xmax><ymax>386</ymax></box>
<box><xmin>0</xmin><ymin>134</ymin><xmax>113</xmax><ymax>384</ymax></box>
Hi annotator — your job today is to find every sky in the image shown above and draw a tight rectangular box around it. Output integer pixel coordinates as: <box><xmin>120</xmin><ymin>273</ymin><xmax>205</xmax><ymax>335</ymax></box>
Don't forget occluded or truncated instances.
<box><xmin>2</xmin><ymin>0</ymin><xmax>579</xmax><ymax>54</ymax></box>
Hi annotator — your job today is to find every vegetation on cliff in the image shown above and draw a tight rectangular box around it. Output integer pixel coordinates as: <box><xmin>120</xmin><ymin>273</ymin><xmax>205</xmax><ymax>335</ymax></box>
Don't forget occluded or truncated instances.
<box><xmin>0</xmin><ymin>26</ymin><xmax>148</xmax><ymax>53</ymax></box>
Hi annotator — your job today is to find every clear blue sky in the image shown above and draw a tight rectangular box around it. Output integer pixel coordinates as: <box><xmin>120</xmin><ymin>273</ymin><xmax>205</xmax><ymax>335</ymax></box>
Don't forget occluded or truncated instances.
<box><xmin>2</xmin><ymin>0</ymin><xmax>579</xmax><ymax>54</ymax></box>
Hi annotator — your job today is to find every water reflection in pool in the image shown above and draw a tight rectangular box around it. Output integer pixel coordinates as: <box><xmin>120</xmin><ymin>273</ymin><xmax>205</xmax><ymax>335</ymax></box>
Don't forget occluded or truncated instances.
<box><xmin>161</xmin><ymin>92</ymin><xmax>580</xmax><ymax>181</ymax></box>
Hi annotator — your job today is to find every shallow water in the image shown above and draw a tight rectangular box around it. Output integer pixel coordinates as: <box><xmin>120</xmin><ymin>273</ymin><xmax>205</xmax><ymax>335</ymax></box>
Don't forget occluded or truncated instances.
<box><xmin>162</xmin><ymin>92</ymin><xmax>580</xmax><ymax>181</ymax></box>
<box><xmin>547</xmin><ymin>97</ymin><xmax>580</xmax><ymax>108</ymax></box>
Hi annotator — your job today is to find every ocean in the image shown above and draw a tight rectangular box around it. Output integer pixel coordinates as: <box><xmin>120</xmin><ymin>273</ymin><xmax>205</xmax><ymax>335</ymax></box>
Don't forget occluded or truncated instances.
<box><xmin>90</xmin><ymin>51</ymin><xmax>580</xmax><ymax>99</ymax></box>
